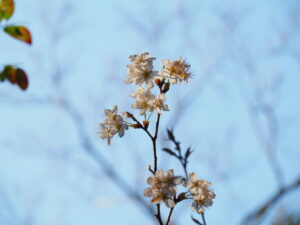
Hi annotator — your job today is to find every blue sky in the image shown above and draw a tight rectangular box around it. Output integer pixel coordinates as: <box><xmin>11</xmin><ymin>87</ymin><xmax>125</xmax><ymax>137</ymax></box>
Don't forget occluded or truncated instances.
<box><xmin>0</xmin><ymin>0</ymin><xmax>300</xmax><ymax>224</ymax></box>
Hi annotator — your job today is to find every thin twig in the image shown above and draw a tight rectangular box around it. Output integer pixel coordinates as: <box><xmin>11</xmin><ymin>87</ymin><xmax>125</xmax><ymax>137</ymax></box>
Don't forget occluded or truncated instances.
<box><xmin>152</xmin><ymin>113</ymin><xmax>163</xmax><ymax>225</ymax></box>
<box><xmin>164</xmin><ymin>129</ymin><xmax>190</xmax><ymax>180</ymax></box>
<box><xmin>156</xmin><ymin>204</ymin><xmax>163</xmax><ymax>225</ymax></box>
<box><xmin>201</xmin><ymin>213</ymin><xmax>207</xmax><ymax>225</ymax></box>
<box><xmin>137</xmin><ymin>111</ymin><xmax>163</xmax><ymax>225</ymax></box>
<box><xmin>152</xmin><ymin>113</ymin><xmax>161</xmax><ymax>172</ymax></box>
<box><xmin>130</xmin><ymin>115</ymin><xmax>153</xmax><ymax>139</ymax></box>
<box><xmin>165</xmin><ymin>207</ymin><xmax>174</xmax><ymax>225</ymax></box>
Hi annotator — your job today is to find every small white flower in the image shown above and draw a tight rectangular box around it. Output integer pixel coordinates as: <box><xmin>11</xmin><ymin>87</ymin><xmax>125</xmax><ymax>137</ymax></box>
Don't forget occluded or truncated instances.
<box><xmin>150</xmin><ymin>93</ymin><xmax>169</xmax><ymax>114</ymax></box>
<box><xmin>99</xmin><ymin>105</ymin><xmax>128</xmax><ymax>145</ymax></box>
<box><xmin>130</xmin><ymin>85</ymin><xmax>155</xmax><ymax>115</ymax></box>
<box><xmin>160</xmin><ymin>57</ymin><xmax>191</xmax><ymax>84</ymax></box>
<box><xmin>188</xmin><ymin>173</ymin><xmax>216</xmax><ymax>214</ymax></box>
<box><xmin>99</xmin><ymin>123</ymin><xmax>114</xmax><ymax>145</ymax></box>
<box><xmin>144</xmin><ymin>169</ymin><xmax>183</xmax><ymax>208</ymax></box>
<box><xmin>130</xmin><ymin>85</ymin><xmax>169</xmax><ymax>115</ymax></box>
<box><xmin>125</xmin><ymin>52</ymin><xmax>158</xmax><ymax>85</ymax></box>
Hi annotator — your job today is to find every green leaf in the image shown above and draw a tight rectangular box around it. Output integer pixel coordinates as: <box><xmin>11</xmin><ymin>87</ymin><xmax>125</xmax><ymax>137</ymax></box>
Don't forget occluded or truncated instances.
<box><xmin>4</xmin><ymin>25</ymin><xmax>32</xmax><ymax>45</ymax></box>
<box><xmin>0</xmin><ymin>72</ymin><xmax>5</xmax><ymax>82</ymax></box>
<box><xmin>0</xmin><ymin>0</ymin><xmax>14</xmax><ymax>21</ymax></box>
<box><xmin>2</xmin><ymin>65</ymin><xmax>16</xmax><ymax>83</ymax></box>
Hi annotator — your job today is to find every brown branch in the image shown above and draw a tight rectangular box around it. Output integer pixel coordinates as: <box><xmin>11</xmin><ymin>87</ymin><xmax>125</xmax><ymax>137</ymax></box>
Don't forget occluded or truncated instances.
<box><xmin>135</xmin><ymin>111</ymin><xmax>163</xmax><ymax>224</ymax></box>
<box><xmin>130</xmin><ymin>115</ymin><xmax>153</xmax><ymax>139</ymax></box>
<box><xmin>156</xmin><ymin>204</ymin><xmax>163</xmax><ymax>225</ymax></box>
<box><xmin>152</xmin><ymin>113</ymin><xmax>161</xmax><ymax>172</ymax></box>
<box><xmin>152</xmin><ymin>113</ymin><xmax>163</xmax><ymax>225</ymax></box>
<box><xmin>239</xmin><ymin>177</ymin><xmax>300</xmax><ymax>225</ymax></box>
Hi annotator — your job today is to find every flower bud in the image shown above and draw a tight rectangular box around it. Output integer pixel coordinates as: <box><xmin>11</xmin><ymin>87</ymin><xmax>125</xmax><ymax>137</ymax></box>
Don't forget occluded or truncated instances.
<box><xmin>143</xmin><ymin>120</ymin><xmax>149</xmax><ymax>129</ymax></box>
<box><xmin>123</xmin><ymin>111</ymin><xmax>133</xmax><ymax>118</ymax></box>
<box><xmin>130</xmin><ymin>123</ymin><xmax>142</xmax><ymax>129</ymax></box>
<box><xmin>154</xmin><ymin>79</ymin><xmax>162</xmax><ymax>87</ymax></box>
<box><xmin>162</xmin><ymin>82</ymin><xmax>170</xmax><ymax>93</ymax></box>
<box><xmin>177</xmin><ymin>192</ymin><xmax>187</xmax><ymax>202</ymax></box>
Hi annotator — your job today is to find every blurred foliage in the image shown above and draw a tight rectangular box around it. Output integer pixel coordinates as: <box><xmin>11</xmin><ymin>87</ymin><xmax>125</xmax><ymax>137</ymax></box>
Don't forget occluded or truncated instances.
<box><xmin>0</xmin><ymin>0</ymin><xmax>14</xmax><ymax>21</ymax></box>
<box><xmin>272</xmin><ymin>213</ymin><xmax>300</xmax><ymax>225</ymax></box>
<box><xmin>0</xmin><ymin>0</ymin><xmax>31</xmax><ymax>90</ymax></box>
<box><xmin>0</xmin><ymin>65</ymin><xmax>28</xmax><ymax>90</ymax></box>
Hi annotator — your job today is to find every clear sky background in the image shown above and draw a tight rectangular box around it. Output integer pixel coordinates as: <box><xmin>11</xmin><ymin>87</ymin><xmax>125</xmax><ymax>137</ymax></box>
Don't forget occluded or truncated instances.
<box><xmin>0</xmin><ymin>0</ymin><xmax>300</xmax><ymax>225</ymax></box>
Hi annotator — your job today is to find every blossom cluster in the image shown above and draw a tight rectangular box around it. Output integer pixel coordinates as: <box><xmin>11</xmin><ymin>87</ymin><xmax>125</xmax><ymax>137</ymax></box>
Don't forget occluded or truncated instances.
<box><xmin>144</xmin><ymin>169</ymin><xmax>183</xmax><ymax>208</ymax></box>
<box><xmin>160</xmin><ymin>57</ymin><xmax>192</xmax><ymax>84</ymax></box>
<box><xmin>99</xmin><ymin>52</ymin><xmax>191</xmax><ymax>145</ymax></box>
<box><xmin>125</xmin><ymin>52</ymin><xmax>157</xmax><ymax>85</ymax></box>
<box><xmin>99</xmin><ymin>105</ymin><xmax>128</xmax><ymax>145</ymax></box>
<box><xmin>130</xmin><ymin>84</ymin><xmax>169</xmax><ymax>115</ymax></box>
<box><xmin>98</xmin><ymin>52</ymin><xmax>216</xmax><ymax>219</ymax></box>
<box><xmin>144</xmin><ymin>169</ymin><xmax>216</xmax><ymax>213</ymax></box>
<box><xmin>188</xmin><ymin>173</ymin><xmax>216</xmax><ymax>214</ymax></box>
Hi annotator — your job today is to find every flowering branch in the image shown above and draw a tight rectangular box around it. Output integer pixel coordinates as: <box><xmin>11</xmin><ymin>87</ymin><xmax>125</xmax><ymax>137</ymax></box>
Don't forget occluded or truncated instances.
<box><xmin>151</xmin><ymin>113</ymin><xmax>164</xmax><ymax>225</ymax></box>
<box><xmin>131</xmin><ymin>112</ymin><xmax>163</xmax><ymax>224</ymax></box>
<box><xmin>128</xmin><ymin>113</ymin><xmax>153</xmax><ymax>139</ymax></box>
<box><xmin>98</xmin><ymin>52</ymin><xmax>215</xmax><ymax>225</ymax></box>
<box><xmin>163</xmin><ymin>129</ymin><xmax>211</xmax><ymax>225</ymax></box>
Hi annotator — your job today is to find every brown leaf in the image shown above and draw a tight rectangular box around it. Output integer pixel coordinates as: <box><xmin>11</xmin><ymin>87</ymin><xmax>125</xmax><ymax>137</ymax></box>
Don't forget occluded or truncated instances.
<box><xmin>15</xmin><ymin>68</ymin><xmax>28</xmax><ymax>90</ymax></box>
<box><xmin>1</xmin><ymin>65</ymin><xmax>29</xmax><ymax>90</ymax></box>
<box><xmin>4</xmin><ymin>25</ymin><xmax>32</xmax><ymax>44</ymax></box>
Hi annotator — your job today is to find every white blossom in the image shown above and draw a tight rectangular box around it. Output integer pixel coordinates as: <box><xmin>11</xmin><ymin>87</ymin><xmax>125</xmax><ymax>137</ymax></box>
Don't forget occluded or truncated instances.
<box><xmin>160</xmin><ymin>57</ymin><xmax>191</xmax><ymax>84</ymax></box>
<box><xmin>99</xmin><ymin>123</ymin><xmax>113</xmax><ymax>145</ymax></box>
<box><xmin>99</xmin><ymin>105</ymin><xmax>128</xmax><ymax>145</ymax></box>
<box><xmin>130</xmin><ymin>84</ymin><xmax>169</xmax><ymax>115</ymax></box>
<box><xmin>125</xmin><ymin>52</ymin><xmax>157</xmax><ymax>85</ymax></box>
<box><xmin>130</xmin><ymin>85</ymin><xmax>155</xmax><ymax>115</ymax></box>
<box><xmin>150</xmin><ymin>93</ymin><xmax>169</xmax><ymax>114</ymax></box>
<box><xmin>144</xmin><ymin>169</ymin><xmax>183</xmax><ymax>208</ymax></box>
<box><xmin>188</xmin><ymin>173</ymin><xmax>216</xmax><ymax>214</ymax></box>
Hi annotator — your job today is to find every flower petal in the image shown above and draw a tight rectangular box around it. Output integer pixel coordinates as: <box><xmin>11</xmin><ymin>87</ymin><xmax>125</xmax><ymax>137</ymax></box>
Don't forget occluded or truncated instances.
<box><xmin>189</xmin><ymin>172</ymin><xmax>197</xmax><ymax>182</ymax></box>
<box><xmin>118</xmin><ymin>128</ymin><xmax>124</xmax><ymax>137</ymax></box>
<box><xmin>173</xmin><ymin>176</ymin><xmax>184</xmax><ymax>185</ymax></box>
<box><xmin>165</xmin><ymin>198</ymin><xmax>175</xmax><ymax>208</ymax></box>
<box><xmin>151</xmin><ymin>196</ymin><xmax>162</xmax><ymax>204</ymax></box>
<box><xmin>147</xmin><ymin>177</ymin><xmax>154</xmax><ymax>185</ymax></box>
<box><xmin>144</xmin><ymin>187</ymin><xmax>153</xmax><ymax>197</ymax></box>
<box><xmin>112</xmin><ymin>105</ymin><xmax>118</xmax><ymax>113</ymax></box>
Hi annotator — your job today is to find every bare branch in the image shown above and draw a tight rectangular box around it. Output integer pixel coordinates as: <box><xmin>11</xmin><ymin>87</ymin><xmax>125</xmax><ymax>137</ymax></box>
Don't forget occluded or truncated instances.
<box><xmin>239</xmin><ymin>177</ymin><xmax>300</xmax><ymax>225</ymax></box>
